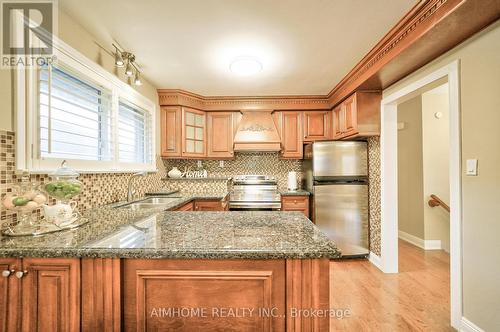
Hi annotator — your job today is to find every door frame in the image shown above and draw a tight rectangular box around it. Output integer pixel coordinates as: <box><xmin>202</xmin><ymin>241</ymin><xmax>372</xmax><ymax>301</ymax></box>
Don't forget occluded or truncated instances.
<box><xmin>377</xmin><ymin>60</ymin><xmax>462</xmax><ymax>329</ymax></box>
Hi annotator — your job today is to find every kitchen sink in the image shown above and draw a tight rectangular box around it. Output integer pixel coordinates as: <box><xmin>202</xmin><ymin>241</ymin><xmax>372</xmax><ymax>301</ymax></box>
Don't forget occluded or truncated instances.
<box><xmin>115</xmin><ymin>196</ymin><xmax>182</xmax><ymax>210</ymax></box>
<box><xmin>140</xmin><ymin>197</ymin><xmax>181</xmax><ymax>204</ymax></box>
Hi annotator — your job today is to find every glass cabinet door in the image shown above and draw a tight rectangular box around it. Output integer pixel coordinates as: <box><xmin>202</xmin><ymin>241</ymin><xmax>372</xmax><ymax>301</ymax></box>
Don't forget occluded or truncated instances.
<box><xmin>183</xmin><ymin>108</ymin><xmax>205</xmax><ymax>156</ymax></box>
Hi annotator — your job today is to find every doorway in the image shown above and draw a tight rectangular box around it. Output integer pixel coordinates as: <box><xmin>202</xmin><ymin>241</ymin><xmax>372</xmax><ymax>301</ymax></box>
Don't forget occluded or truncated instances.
<box><xmin>378</xmin><ymin>61</ymin><xmax>462</xmax><ymax>329</ymax></box>
<box><xmin>397</xmin><ymin>82</ymin><xmax>450</xmax><ymax>252</ymax></box>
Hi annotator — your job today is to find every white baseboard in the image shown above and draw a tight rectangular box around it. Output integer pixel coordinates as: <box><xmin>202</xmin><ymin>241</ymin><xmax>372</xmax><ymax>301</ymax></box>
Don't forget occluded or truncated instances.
<box><xmin>398</xmin><ymin>230</ymin><xmax>442</xmax><ymax>250</ymax></box>
<box><xmin>461</xmin><ymin>317</ymin><xmax>484</xmax><ymax>332</ymax></box>
<box><xmin>368</xmin><ymin>251</ymin><xmax>383</xmax><ymax>270</ymax></box>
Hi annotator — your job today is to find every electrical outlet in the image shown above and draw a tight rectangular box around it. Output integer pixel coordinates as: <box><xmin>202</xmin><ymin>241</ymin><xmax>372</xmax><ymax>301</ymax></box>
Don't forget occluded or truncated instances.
<box><xmin>219</xmin><ymin>160</ymin><xmax>225</xmax><ymax>168</ymax></box>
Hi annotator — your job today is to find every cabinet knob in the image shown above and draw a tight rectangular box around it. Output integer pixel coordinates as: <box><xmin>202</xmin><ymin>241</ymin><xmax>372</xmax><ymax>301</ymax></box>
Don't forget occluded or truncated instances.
<box><xmin>15</xmin><ymin>270</ymin><xmax>28</xmax><ymax>279</ymax></box>
<box><xmin>1</xmin><ymin>270</ymin><xmax>14</xmax><ymax>278</ymax></box>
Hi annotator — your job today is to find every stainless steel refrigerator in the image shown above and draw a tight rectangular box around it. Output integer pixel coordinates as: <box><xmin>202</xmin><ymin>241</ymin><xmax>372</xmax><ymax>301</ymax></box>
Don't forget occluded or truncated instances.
<box><xmin>303</xmin><ymin>141</ymin><xmax>369</xmax><ymax>257</ymax></box>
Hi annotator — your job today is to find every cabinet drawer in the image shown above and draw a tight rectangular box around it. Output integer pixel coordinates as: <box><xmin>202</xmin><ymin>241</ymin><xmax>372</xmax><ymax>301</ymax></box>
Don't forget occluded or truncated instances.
<box><xmin>174</xmin><ymin>201</ymin><xmax>194</xmax><ymax>211</ymax></box>
<box><xmin>281</xmin><ymin>196</ymin><xmax>308</xmax><ymax>209</ymax></box>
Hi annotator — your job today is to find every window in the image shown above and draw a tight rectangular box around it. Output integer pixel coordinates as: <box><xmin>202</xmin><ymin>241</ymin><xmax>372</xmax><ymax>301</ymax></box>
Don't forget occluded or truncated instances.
<box><xmin>19</xmin><ymin>38</ymin><xmax>156</xmax><ymax>173</ymax></box>
<box><xmin>118</xmin><ymin>100</ymin><xmax>152</xmax><ymax>164</ymax></box>
<box><xmin>39</xmin><ymin>65</ymin><xmax>113</xmax><ymax>161</ymax></box>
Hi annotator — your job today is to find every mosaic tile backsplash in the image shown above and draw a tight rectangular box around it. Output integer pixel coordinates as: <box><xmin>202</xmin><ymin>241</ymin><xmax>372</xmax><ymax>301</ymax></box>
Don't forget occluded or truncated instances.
<box><xmin>162</xmin><ymin>152</ymin><xmax>303</xmax><ymax>191</ymax></box>
<box><xmin>368</xmin><ymin>136</ymin><xmax>382</xmax><ymax>256</ymax></box>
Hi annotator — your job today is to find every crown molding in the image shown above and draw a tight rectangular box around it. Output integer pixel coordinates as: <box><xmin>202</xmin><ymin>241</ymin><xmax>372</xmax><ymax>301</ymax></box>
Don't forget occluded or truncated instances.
<box><xmin>157</xmin><ymin>89</ymin><xmax>331</xmax><ymax>111</ymax></box>
<box><xmin>157</xmin><ymin>0</ymin><xmax>500</xmax><ymax>111</ymax></box>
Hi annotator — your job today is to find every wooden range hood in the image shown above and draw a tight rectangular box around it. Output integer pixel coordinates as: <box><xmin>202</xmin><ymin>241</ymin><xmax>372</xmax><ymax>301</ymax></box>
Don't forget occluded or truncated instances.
<box><xmin>233</xmin><ymin>111</ymin><xmax>281</xmax><ymax>151</ymax></box>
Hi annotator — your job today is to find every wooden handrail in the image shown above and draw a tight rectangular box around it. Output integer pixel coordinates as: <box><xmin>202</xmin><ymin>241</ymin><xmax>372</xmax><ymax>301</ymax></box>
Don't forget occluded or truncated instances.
<box><xmin>428</xmin><ymin>194</ymin><xmax>450</xmax><ymax>212</ymax></box>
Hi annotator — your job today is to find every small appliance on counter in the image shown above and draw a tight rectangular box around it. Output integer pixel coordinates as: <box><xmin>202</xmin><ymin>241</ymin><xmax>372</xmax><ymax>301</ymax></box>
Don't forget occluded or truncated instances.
<box><xmin>287</xmin><ymin>171</ymin><xmax>298</xmax><ymax>191</ymax></box>
<box><xmin>303</xmin><ymin>141</ymin><xmax>369</xmax><ymax>258</ymax></box>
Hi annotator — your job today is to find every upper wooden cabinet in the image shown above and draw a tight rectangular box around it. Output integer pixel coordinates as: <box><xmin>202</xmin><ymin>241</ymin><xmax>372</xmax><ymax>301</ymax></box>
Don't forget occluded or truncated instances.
<box><xmin>160</xmin><ymin>106</ymin><xmax>182</xmax><ymax>158</ymax></box>
<box><xmin>332</xmin><ymin>91</ymin><xmax>381</xmax><ymax>139</ymax></box>
<box><xmin>274</xmin><ymin>111</ymin><xmax>303</xmax><ymax>159</ymax></box>
<box><xmin>303</xmin><ymin>111</ymin><xmax>331</xmax><ymax>142</ymax></box>
<box><xmin>182</xmin><ymin>107</ymin><xmax>206</xmax><ymax>158</ymax></box>
<box><xmin>207</xmin><ymin>112</ymin><xmax>234</xmax><ymax>159</ymax></box>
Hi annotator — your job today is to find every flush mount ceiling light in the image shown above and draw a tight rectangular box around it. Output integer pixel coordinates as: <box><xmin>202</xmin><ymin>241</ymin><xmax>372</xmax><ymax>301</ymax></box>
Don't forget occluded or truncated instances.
<box><xmin>113</xmin><ymin>43</ymin><xmax>142</xmax><ymax>86</ymax></box>
<box><xmin>229</xmin><ymin>56</ymin><xmax>263</xmax><ymax>76</ymax></box>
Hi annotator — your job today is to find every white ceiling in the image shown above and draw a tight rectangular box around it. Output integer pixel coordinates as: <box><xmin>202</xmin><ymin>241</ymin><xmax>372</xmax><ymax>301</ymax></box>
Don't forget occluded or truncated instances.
<box><xmin>59</xmin><ymin>0</ymin><xmax>417</xmax><ymax>96</ymax></box>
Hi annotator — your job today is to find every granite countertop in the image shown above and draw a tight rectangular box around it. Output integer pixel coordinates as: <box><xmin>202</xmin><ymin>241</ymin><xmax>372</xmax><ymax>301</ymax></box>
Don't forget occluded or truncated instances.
<box><xmin>0</xmin><ymin>193</ymin><xmax>340</xmax><ymax>259</ymax></box>
<box><xmin>280</xmin><ymin>189</ymin><xmax>311</xmax><ymax>196</ymax></box>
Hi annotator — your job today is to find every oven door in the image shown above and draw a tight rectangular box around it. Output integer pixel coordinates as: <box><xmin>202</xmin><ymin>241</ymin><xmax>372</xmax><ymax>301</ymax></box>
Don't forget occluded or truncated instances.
<box><xmin>229</xmin><ymin>201</ymin><xmax>282</xmax><ymax>211</ymax></box>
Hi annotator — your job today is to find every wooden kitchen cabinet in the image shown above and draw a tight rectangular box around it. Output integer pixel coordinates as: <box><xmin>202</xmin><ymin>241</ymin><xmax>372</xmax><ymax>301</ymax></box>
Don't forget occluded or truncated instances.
<box><xmin>182</xmin><ymin>107</ymin><xmax>206</xmax><ymax>158</ymax></box>
<box><xmin>0</xmin><ymin>258</ymin><xmax>21</xmax><ymax>332</ymax></box>
<box><xmin>303</xmin><ymin>111</ymin><xmax>331</xmax><ymax>142</ymax></box>
<box><xmin>122</xmin><ymin>259</ymin><xmax>287</xmax><ymax>331</ymax></box>
<box><xmin>207</xmin><ymin>112</ymin><xmax>234</xmax><ymax>159</ymax></box>
<box><xmin>275</xmin><ymin>111</ymin><xmax>303</xmax><ymax>159</ymax></box>
<box><xmin>194</xmin><ymin>199</ymin><xmax>227</xmax><ymax>211</ymax></box>
<box><xmin>160</xmin><ymin>106</ymin><xmax>182</xmax><ymax>158</ymax></box>
<box><xmin>0</xmin><ymin>258</ymin><xmax>80</xmax><ymax>332</ymax></box>
<box><xmin>174</xmin><ymin>201</ymin><xmax>194</xmax><ymax>211</ymax></box>
<box><xmin>332</xmin><ymin>91</ymin><xmax>381</xmax><ymax>139</ymax></box>
<box><xmin>281</xmin><ymin>196</ymin><xmax>310</xmax><ymax>218</ymax></box>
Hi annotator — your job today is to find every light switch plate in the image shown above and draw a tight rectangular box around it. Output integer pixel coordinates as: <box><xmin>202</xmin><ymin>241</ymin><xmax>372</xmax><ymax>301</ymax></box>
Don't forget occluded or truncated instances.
<box><xmin>466</xmin><ymin>159</ymin><xmax>478</xmax><ymax>176</ymax></box>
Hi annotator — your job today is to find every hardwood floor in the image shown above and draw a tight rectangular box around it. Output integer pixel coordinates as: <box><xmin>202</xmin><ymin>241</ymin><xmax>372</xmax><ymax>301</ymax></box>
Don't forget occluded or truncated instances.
<box><xmin>329</xmin><ymin>240</ymin><xmax>453</xmax><ymax>331</ymax></box>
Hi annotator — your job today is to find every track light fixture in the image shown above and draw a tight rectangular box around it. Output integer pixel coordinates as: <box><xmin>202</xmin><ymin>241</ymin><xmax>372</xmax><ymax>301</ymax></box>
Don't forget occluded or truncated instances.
<box><xmin>113</xmin><ymin>44</ymin><xmax>142</xmax><ymax>86</ymax></box>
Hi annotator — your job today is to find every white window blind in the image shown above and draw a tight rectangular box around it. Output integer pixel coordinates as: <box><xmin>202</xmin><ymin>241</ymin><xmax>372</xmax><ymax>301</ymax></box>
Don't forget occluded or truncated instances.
<box><xmin>38</xmin><ymin>65</ymin><xmax>113</xmax><ymax>161</ymax></box>
<box><xmin>118</xmin><ymin>100</ymin><xmax>152</xmax><ymax>164</ymax></box>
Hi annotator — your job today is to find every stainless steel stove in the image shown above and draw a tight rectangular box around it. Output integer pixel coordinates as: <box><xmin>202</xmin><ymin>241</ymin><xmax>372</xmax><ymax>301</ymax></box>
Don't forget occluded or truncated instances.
<box><xmin>229</xmin><ymin>175</ymin><xmax>281</xmax><ymax>210</ymax></box>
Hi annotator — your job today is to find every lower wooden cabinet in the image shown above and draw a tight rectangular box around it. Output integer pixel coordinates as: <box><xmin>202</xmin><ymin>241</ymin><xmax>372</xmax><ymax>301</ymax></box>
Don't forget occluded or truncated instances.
<box><xmin>0</xmin><ymin>258</ymin><xmax>80</xmax><ymax>332</ymax></box>
<box><xmin>281</xmin><ymin>196</ymin><xmax>310</xmax><ymax>218</ymax></box>
<box><xmin>1</xmin><ymin>257</ymin><xmax>329</xmax><ymax>331</ymax></box>
<box><xmin>0</xmin><ymin>258</ymin><xmax>21</xmax><ymax>332</ymax></box>
<box><xmin>174</xmin><ymin>201</ymin><xmax>195</xmax><ymax>211</ymax></box>
<box><xmin>194</xmin><ymin>199</ymin><xmax>227</xmax><ymax>211</ymax></box>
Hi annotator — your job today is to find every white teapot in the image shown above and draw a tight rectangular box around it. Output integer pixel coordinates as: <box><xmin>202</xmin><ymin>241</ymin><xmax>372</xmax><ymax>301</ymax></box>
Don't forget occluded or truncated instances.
<box><xmin>43</xmin><ymin>201</ymin><xmax>78</xmax><ymax>226</ymax></box>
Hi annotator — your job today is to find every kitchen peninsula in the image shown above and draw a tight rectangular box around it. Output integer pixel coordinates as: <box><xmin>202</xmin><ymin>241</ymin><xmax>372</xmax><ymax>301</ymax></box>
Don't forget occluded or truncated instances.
<box><xmin>0</xmin><ymin>195</ymin><xmax>339</xmax><ymax>331</ymax></box>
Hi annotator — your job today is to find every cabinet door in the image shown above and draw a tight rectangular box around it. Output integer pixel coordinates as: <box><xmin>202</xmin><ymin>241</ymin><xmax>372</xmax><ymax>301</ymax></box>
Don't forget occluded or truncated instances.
<box><xmin>194</xmin><ymin>200</ymin><xmax>223</xmax><ymax>211</ymax></box>
<box><xmin>332</xmin><ymin>106</ymin><xmax>343</xmax><ymax>139</ymax></box>
<box><xmin>122</xmin><ymin>259</ymin><xmax>285</xmax><ymax>332</ymax></box>
<box><xmin>281</xmin><ymin>196</ymin><xmax>309</xmax><ymax>218</ymax></box>
<box><xmin>342</xmin><ymin>94</ymin><xmax>358</xmax><ymax>137</ymax></box>
<box><xmin>207</xmin><ymin>112</ymin><xmax>234</xmax><ymax>159</ymax></box>
<box><xmin>303</xmin><ymin>111</ymin><xmax>331</xmax><ymax>141</ymax></box>
<box><xmin>280</xmin><ymin>112</ymin><xmax>303</xmax><ymax>159</ymax></box>
<box><xmin>182</xmin><ymin>108</ymin><xmax>206</xmax><ymax>158</ymax></box>
<box><xmin>21</xmin><ymin>258</ymin><xmax>80</xmax><ymax>332</ymax></box>
<box><xmin>0</xmin><ymin>258</ymin><xmax>21</xmax><ymax>332</ymax></box>
<box><xmin>160</xmin><ymin>106</ymin><xmax>182</xmax><ymax>158</ymax></box>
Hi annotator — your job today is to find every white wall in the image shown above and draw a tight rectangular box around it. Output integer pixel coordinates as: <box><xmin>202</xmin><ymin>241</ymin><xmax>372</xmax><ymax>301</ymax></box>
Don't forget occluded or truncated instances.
<box><xmin>422</xmin><ymin>84</ymin><xmax>450</xmax><ymax>252</ymax></box>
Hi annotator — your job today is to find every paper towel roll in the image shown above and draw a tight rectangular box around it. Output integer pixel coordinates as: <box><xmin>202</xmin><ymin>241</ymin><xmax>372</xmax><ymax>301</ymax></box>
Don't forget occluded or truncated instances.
<box><xmin>287</xmin><ymin>171</ymin><xmax>298</xmax><ymax>191</ymax></box>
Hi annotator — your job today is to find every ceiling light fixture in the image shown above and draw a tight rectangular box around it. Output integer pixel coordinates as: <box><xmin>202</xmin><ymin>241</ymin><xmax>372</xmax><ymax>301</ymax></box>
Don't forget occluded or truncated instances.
<box><xmin>114</xmin><ymin>46</ymin><xmax>124</xmax><ymax>67</ymax></box>
<box><xmin>134</xmin><ymin>71</ymin><xmax>142</xmax><ymax>86</ymax></box>
<box><xmin>229</xmin><ymin>56</ymin><xmax>263</xmax><ymax>76</ymax></box>
<box><xmin>113</xmin><ymin>43</ymin><xmax>142</xmax><ymax>86</ymax></box>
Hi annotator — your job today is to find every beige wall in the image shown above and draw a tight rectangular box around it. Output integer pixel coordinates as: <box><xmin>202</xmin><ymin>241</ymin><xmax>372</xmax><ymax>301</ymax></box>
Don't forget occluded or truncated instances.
<box><xmin>422</xmin><ymin>85</ymin><xmax>450</xmax><ymax>252</ymax></box>
<box><xmin>397</xmin><ymin>95</ymin><xmax>425</xmax><ymax>239</ymax></box>
<box><xmin>0</xmin><ymin>69</ymin><xmax>12</xmax><ymax>131</ymax></box>
<box><xmin>384</xmin><ymin>21</ymin><xmax>500</xmax><ymax>331</ymax></box>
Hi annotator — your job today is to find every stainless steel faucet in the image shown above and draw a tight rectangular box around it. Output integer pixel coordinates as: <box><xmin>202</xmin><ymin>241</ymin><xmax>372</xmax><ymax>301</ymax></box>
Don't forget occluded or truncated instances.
<box><xmin>127</xmin><ymin>172</ymin><xmax>147</xmax><ymax>202</ymax></box>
